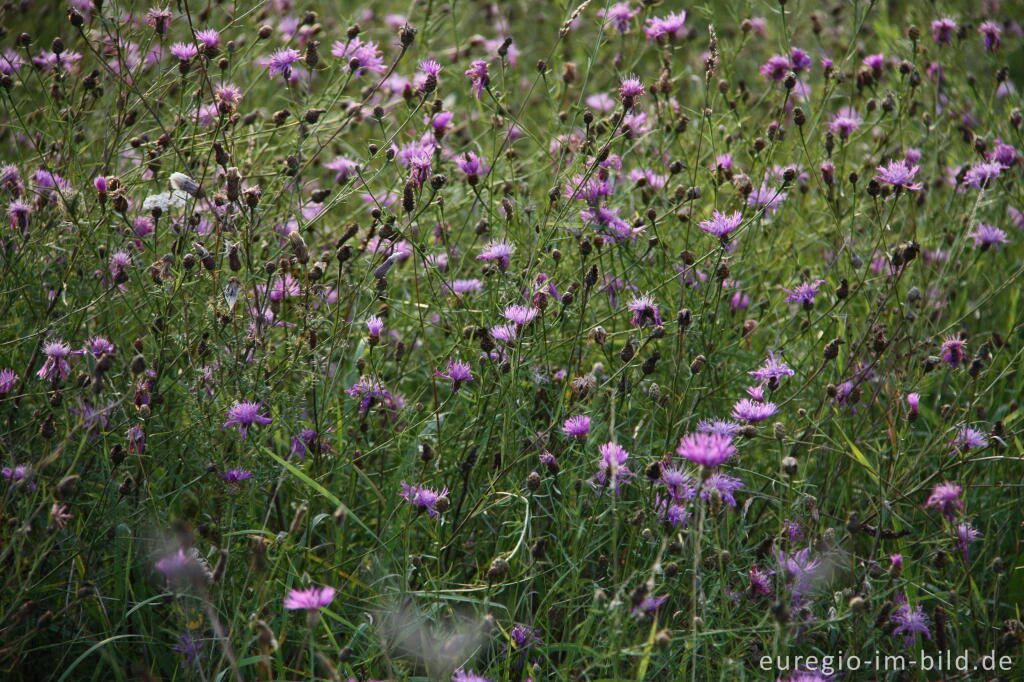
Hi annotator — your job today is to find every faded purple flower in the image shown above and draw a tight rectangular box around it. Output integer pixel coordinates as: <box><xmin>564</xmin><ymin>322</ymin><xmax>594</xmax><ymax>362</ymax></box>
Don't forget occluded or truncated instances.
<box><xmin>222</xmin><ymin>401</ymin><xmax>273</xmax><ymax>440</ymax></box>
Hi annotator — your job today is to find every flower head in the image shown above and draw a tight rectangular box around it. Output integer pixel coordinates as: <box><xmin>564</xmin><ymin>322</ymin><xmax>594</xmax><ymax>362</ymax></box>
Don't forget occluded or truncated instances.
<box><xmin>891</xmin><ymin>600</ymin><xmax>931</xmax><ymax>646</ymax></box>
<box><xmin>478</xmin><ymin>239</ymin><xmax>515</xmax><ymax>270</ymax></box>
<box><xmin>626</xmin><ymin>293</ymin><xmax>662</xmax><ymax>327</ymax></box>
<box><xmin>399</xmin><ymin>481</ymin><xmax>450</xmax><ymax>517</ymax></box>
<box><xmin>434</xmin><ymin>359</ymin><xmax>474</xmax><ymax>392</ymax></box>
<box><xmin>562</xmin><ymin>415</ymin><xmax>591</xmax><ymax>439</ymax></box>
<box><xmin>593</xmin><ymin>442</ymin><xmax>635</xmax><ymax>493</ymax></box>
<box><xmin>264</xmin><ymin>48</ymin><xmax>302</xmax><ymax>80</ymax></box>
<box><xmin>875</xmin><ymin>159</ymin><xmax>922</xmax><ymax>191</ymax></box>
<box><xmin>284</xmin><ymin>585</ymin><xmax>336</xmax><ymax>611</ymax></box>
<box><xmin>465</xmin><ymin>60</ymin><xmax>489</xmax><ymax>98</ymax></box>
<box><xmin>925</xmin><ymin>481</ymin><xmax>964</xmax><ymax>520</ymax></box>
<box><xmin>676</xmin><ymin>432</ymin><xmax>736</xmax><ymax>468</ymax></box>
<box><xmin>699</xmin><ymin>210</ymin><xmax>742</xmax><ymax>239</ymax></box>
<box><xmin>731</xmin><ymin>399</ymin><xmax>778</xmax><ymax>422</ymax></box>
<box><xmin>222</xmin><ymin>401</ymin><xmax>273</xmax><ymax>440</ymax></box>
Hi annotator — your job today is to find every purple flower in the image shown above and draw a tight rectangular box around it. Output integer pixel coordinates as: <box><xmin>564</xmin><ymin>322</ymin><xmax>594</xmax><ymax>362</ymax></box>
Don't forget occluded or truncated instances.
<box><xmin>599</xmin><ymin>2</ymin><xmax>638</xmax><ymax>33</ymax></box>
<box><xmin>37</xmin><ymin>340</ymin><xmax>75</xmax><ymax>381</ymax></box>
<box><xmin>931</xmin><ymin>18</ymin><xmax>957</xmax><ymax>45</ymax></box>
<box><xmin>655</xmin><ymin>494</ymin><xmax>691</xmax><ymax>527</ymax></box>
<box><xmin>478</xmin><ymin>240</ymin><xmax>515</xmax><ymax>270</ymax></box>
<box><xmin>8</xmin><ymin>199</ymin><xmax>32</xmax><ymax>230</ymax></box>
<box><xmin>783</xmin><ymin>280</ymin><xmax>825</xmax><ymax>310</ymax></box>
<box><xmin>593</xmin><ymin>442</ymin><xmax>635</xmax><ymax>493</ymax></box>
<box><xmin>925</xmin><ymin>481</ymin><xmax>964</xmax><ymax>520</ymax></box>
<box><xmin>905</xmin><ymin>392</ymin><xmax>920</xmax><ymax>418</ymax></box>
<box><xmin>0</xmin><ymin>368</ymin><xmax>17</xmax><ymax>393</ymax></box>
<box><xmin>626</xmin><ymin>293</ymin><xmax>662</xmax><ymax>327</ymax></box>
<box><xmin>699</xmin><ymin>210</ymin><xmax>742</xmax><ymax>239</ymax></box>
<box><xmin>828</xmin><ymin>107</ymin><xmax>861</xmax><ymax>139</ymax></box>
<box><xmin>731</xmin><ymin>399</ymin><xmax>778</xmax><ymax>422</ymax></box>
<box><xmin>562</xmin><ymin>415</ymin><xmax>591</xmax><ymax>439</ymax></box>
<box><xmin>222</xmin><ymin>401</ymin><xmax>273</xmax><ymax>440</ymax></box>
<box><xmin>631</xmin><ymin>594</ymin><xmax>668</xmax><ymax>617</ymax></box>
<box><xmin>220</xmin><ymin>468</ymin><xmax>253</xmax><ymax>486</ymax></box>
<box><xmin>346</xmin><ymin>375</ymin><xmax>404</xmax><ymax>418</ymax></box>
<box><xmin>399</xmin><ymin>481</ymin><xmax>450</xmax><ymax>517</ymax></box>
<box><xmin>773</xmin><ymin>547</ymin><xmax>821</xmax><ymax>599</ymax></box>
<box><xmin>963</xmin><ymin>161</ymin><xmax>1005</xmax><ymax>189</ymax></box>
<box><xmin>170</xmin><ymin>43</ymin><xmax>199</xmax><ymax>61</ymax></box>
<box><xmin>940</xmin><ymin>335</ymin><xmax>967</xmax><ymax>368</ymax></box>
<box><xmin>331</xmin><ymin>38</ymin><xmax>386</xmax><ymax>78</ymax></box>
<box><xmin>366</xmin><ymin>315</ymin><xmax>384</xmax><ymax>342</ymax></box>
<box><xmin>145</xmin><ymin>7</ymin><xmax>173</xmax><ymax>35</ymax></box>
<box><xmin>700</xmin><ymin>472</ymin><xmax>744</xmax><ymax>506</ymax></box>
<box><xmin>644</xmin><ymin>11</ymin><xmax>686</xmax><ymax>42</ymax></box>
<box><xmin>676</xmin><ymin>432</ymin><xmax>736</xmax><ymax>469</ymax></box>
<box><xmin>509</xmin><ymin>623</ymin><xmax>543</xmax><ymax>652</ymax></box>
<box><xmin>284</xmin><ymin>585</ymin><xmax>336</xmax><ymax>611</ymax></box>
<box><xmin>264</xmin><ymin>48</ymin><xmax>302</xmax><ymax>80</ymax></box>
<box><xmin>503</xmin><ymin>304</ymin><xmax>539</xmax><ymax>326</ymax></box>
<box><xmin>979</xmin><ymin>21</ymin><xmax>1002</xmax><ymax>52</ymax></box>
<box><xmin>452</xmin><ymin>671</ymin><xmax>491</xmax><ymax>682</ymax></box>
<box><xmin>968</xmin><ymin>224</ymin><xmax>1009</xmax><ymax>250</ymax></box>
<box><xmin>660</xmin><ymin>465</ymin><xmax>696</xmax><ymax>501</ymax></box>
<box><xmin>434</xmin><ymin>359</ymin><xmax>474</xmax><ymax>392</ymax></box>
<box><xmin>195</xmin><ymin>29</ymin><xmax>221</xmax><ymax>51</ymax></box>
<box><xmin>419</xmin><ymin>59</ymin><xmax>442</xmax><ymax>77</ymax></box>
<box><xmin>951</xmin><ymin>426</ymin><xmax>987</xmax><ymax>453</ymax></box>
<box><xmin>456</xmin><ymin>152</ymin><xmax>489</xmax><ymax>182</ymax></box>
<box><xmin>759</xmin><ymin>54</ymin><xmax>792</xmax><ymax>82</ymax></box>
<box><xmin>891</xmin><ymin>600</ymin><xmax>931</xmax><ymax>646</ymax></box>
<box><xmin>324</xmin><ymin>156</ymin><xmax>359</xmax><ymax>184</ymax></box>
<box><xmin>618</xmin><ymin>74</ymin><xmax>644</xmax><ymax>105</ymax></box>
<box><xmin>749</xmin><ymin>352</ymin><xmax>795</xmax><ymax>383</ymax></box>
<box><xmin>696</xmin><ymin>419</ymin><xmax>742</xmax><ymax>436</ymax></box>
<box><xmin>875</xmin><ymin>159</ymin><xmax>922</xmax><ymax>191</ymax></box>
<box><xmin>1</xmin><ymin>464</ymin><xmax>35</xmax><ymax>490</ymax></box>
<box><xmin>172</xmin><ymin>633</ymin><xmax>204</xmax><ymax>670</ymax></box>
<box><xmin>747</xmin><ymin>184</ymin><xmax>787</xmax><ymax>215</ymax></box>
<box><xmin>465</xmin><ymin>60</ymin><xmax>490</xmax><ymax>98</ymax></box>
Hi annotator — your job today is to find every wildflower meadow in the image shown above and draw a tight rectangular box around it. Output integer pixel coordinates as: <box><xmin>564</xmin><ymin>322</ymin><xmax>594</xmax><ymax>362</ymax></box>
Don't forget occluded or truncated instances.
<box><xmin>2</xmin><ymin>0</ymin><xmax>1024</xmax><ymax>680</ymax></box>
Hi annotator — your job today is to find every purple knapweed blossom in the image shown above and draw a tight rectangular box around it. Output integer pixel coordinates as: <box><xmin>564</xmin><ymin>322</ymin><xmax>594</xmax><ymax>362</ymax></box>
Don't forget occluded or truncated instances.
<box><xmin>699</xmin><ymin>210</ymin><xmax>742</xmax><ymax>239</ymax></box>
<box><xmin>781</xmin><ymin>673</ymin><xmax>832</xmax><ymax>682</ymax></box>
<box><xmin>968</xmin><ymin>224</ymin><xmax>1009</xmax><ymax>250</ymax></box>
<box><xmin>783</xmin><ymin>279</ymin><xmax>825</xmax><ymax>310</ymax></box>
<box><xmin>925</xmin><ymin>481</ymin><xmax>964</xmax><ymax>520</ymax></box>
<box><xmin>222</xmin><ymin>401</ymin><xmax>273</xmax><ymax>440</ymax></box>
<box><xmin>170</xmin><ymin>43</ymin><xmax>199</xmax><ymax>62</ymax></box>
<box><xmin>284</xmin><ymin>585</ymin><xmax>336</xmax><ymax>611</ymax></box>
<box><xmin>696</xmin><ymin>419</ymin><xmax>742</xmax><ymax>436</ymax></box>
<box><xmin>1</xmin><ymin>465</ymin><xmax>35</xmax><ymax>490</ymax></box>
<box><xmin>465</xmin><ymin>59</ymin><xmax>490</xmax><ymax>98</ymax></box>
<box><xmin>748</xmin><ymin>567</ymin><xmax>773</xmax><ymax>597</ymax></box>
<box><xmin>979</xmin><ymin>21</ymin><xmax>1002</xmax><ymax>52</ymax></box>
<box><xmin>145</xmin><ymin>7</ymin><xmax>173</xmax><ymax>35</ymax></box>
<box><xmin>700</xmin><ymin>472</ymin><xmax>744</xmax><ymax>507</ymax></box>
<box><xmin>618</xmin><ymin>74</ymin><xmax>644</xmax><ymax>107</ymax></box>
<box><xmin>631</xmin><ymin>594</ymin><xmax>668</xmax><ymax>617</ymax></box>
<box><xmin>195</xmin><ymin>29</ymin><xmax>220</xmax><ymax>51</ymax></box>
<box><xmin>478</xmin><ymin>239</ymin><xmax>515</xmax><ymax>270</ymax></box>
<box><xmin>37</xmin><ymin>340</ymin><xmax>76</xmax><ymax>381</ymax></box>
<box><xmin>660</xmin><ymin>465</ymin><xmax>696</xmax><ymax>501</ymax></box>
<box><xmin>263</xmin><ymin>48</ymin><xmax>303</xmax><ymax>80</ymax></box>
<box><xmin>346</xmin><ymin>375</ymin><xmax>404</xmax><ymax>417</ymax></box>
<box><xmin>366</xmin><ymin>315</ymin><xmax>384</xmax><ymax>344</ymax></box>
<box><xmin>931</xmin><ymin>18</ymin><xmax>957</xmax><ymax>45</ymax></box>
<box><xmin>773</xmin><ymin>547</ymin><xmax>821</xmax><ymax>599</ymax></box>
<box><xmin>749</xmin><ymin>352</ymin><xmax>795</xmax><ymax>383</ymax></box>
<box><xmin>891</xmin><ymin>600</ymin><xmax>931</xmax><ymax>646</ymax></box>
<box><xmin>747</xmin><ymin>184</ymin><xmax>787</xmax><ymax>215</ymax></box>
<box><xmin>828</xmin><ymin>107</ymin><xmax>861</xmax><ymax>139</ymax></box>
<box><xmin>644</xmin><ymin>11</ymin><xmax>686</xmax><ymax>42</ymax></box>
<box><xmin>731</xmin><ymin>399</ymin><xmax>778</xmax><ymax>422</ymax></box>
<box><xmin>452</xmin><ymin>670</ymin><xmax>491</xmax><ymax>682</ymax></box>
<box><xmin>626</xmin><ymin>293</ymin><xmax>662</xmax><ymax>327</ymax></box>
<box><xmin>503</xmin><ymin>304</ymin><xmax>539</xmax><ymax>326</ymax></box>
<box><xmin>963</xmin><ymin>161</ymin><xmax>1005</xmax><ymax>189</ymax></box>
<box><xmin>905</xmin><ymin>392</ymin><xmax>920</xmax><ymax>419</ymax></box>
<box><xmin>956</xmin><ymin>522</ymin><xmax>982</xmax><ymax>561</ymax></box>
<box><xmin>434</xmin><ymin>359</ymin><xmax>474</xmax><ymax>393</ymax></box>
<box><xmin>456</xmin><ymin>152</ymin><xmax>489</xmax><ymax>183</ymax></box>
<box><xmin>759</xmin><ymin>54</ymin><xmax>792</xmax><ymax>82</ymax></box>
<box><xmin>655</xmin><ymin>494</ymin><xmax>691</xmax><ymax>527</ymax></box>
<box><xmin>172</xmin><ymin>633</ymin><xmax>204</xmax><ymax>670</ymax></box>
<box><xmin>676</xmin><ymin>432</ymin><xmax>736</xmax><ymax>469</ymax></box>
<box><xmin>562</xmin><ymin>415</ymin><xmax>591</xmax><ymax>439</ymax></box>
<box><xmin>940</xmin><ymin>335</ymin><xmax>967</xmax><ymax>368</ymax></box>
<box><xmin>331</xmin><ymin>38</ymin><xmax>386</xmax><ymax>78</ymax></box>
<box><xmin>324</xmin><ymin>156</ymin><xmax>359</xmax><ymax>183</ymax></box>
<box><xmin>220</xmin><ymin>469</ymin><xmax>253</xmax><ymax>486</ymax></box>
<box><xmin>875</xmin><ymin>159</ymin><xmax>922</xmax><ymax>191</ymax></box>
<box><xmin>950</xmin><ymin>426</ymin><xmax>987</xmax><ymax>453</ymax></box>
<box><xmin>599</xmin><ymin>3</ymin><xmax>638</xmax><ymax>33</ymax></box>
<box><xmin>399</xmin><ymin>481</ymin><xmax>450</xmax><ymax>517</ymax></box>
<box><xmin>0</xmin><ymin>368</ymin><xmax>17</xmax><ymax>393</ymax></box>
<box><xmin>593</xmin><ymin>442</ymin><xmax>635</xmax><ymax>493</ymax></box>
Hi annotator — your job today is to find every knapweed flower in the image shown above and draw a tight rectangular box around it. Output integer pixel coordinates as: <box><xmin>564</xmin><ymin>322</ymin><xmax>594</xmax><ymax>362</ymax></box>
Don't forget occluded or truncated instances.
<box><xmin>644</xmin><ymin>11</ymin><xmax>686</xmax><ymax>42</ymax></box>
<box><xmin>593</xmin><ymin>442</ymin><xmax>635</xmax><ymax>493</ymax></box>
<box><xmin>968</xmin><ymin>224</ymin><xmax>1008</xmax><ymax>250</ymax></box>
<box><xmin>979</xmin><ymin>21</ymin><xmax>1002</xmax><ymax>52</ymax></box>
<box><xmin>366</xmin><ymin>315</ymin><xmax>384</xmax><ymax>343</ymax></box>
<box><xmin>503</xmin><ymin>304</ymin><xmax>539</xmax><ymax>326</ymax></box>
<box><xmin>773</xmin><ymin>547</ymin><xmax>821</xmax><ymax>599</ymax></box>
<box><xmin>660</xmin><ymin>466</ymin><xmax>696</xmax><ymax>501</ymax></box>
<box><xmin>963</xmin><ymin>161</ymin><xmax>1005</xmax><ymax>189</ymax></box>
<box><xmin>599</xmin><ymin>2</ymin><xmax>638</xmax><ymax>33</ymax></box>
<box><xmin>324</xmin><ymin>156</ymin><xmax>359</xmax><ymax>183</ymax></box>
<box><xmin>452</xmin><ymin>670</ymin><xmax>491</xmax><ymax>682</ymax></box>
<box><xmin>925</xmin><ymin>481</ymin><xmax>964</xmax><ymax>520</ymax></box>
<box><xmin>0</xmin><ymin>368</ymin><xmax>17</xmax><ymax>393</ymax></box>
<box><xmin>562</xmin><ymin>415</ymin><xmax>591</xmax><ymax>439</ymax></box>
<box><xmin>700</xmin><ymin>472</ymin><xmax>744</xmax><ymax>507</ymax></box>
<box><xmin>195</xmin><ymin>29</ymin><xmax>221</xmax><ymax>53</ymax></box>
<box><xmin>2</xmin><ymin>465</ymin><xmax>35</xmax><ymax>490</ymax></box>
<box><xmin>905</xmin><ymin>392</ymin><xmax>920</xmax><ymax>419</ymax></box>
<box><xmin>219</xmin><ymin>469</ymin><xmax>254</xmax><ymax>486</ymax></box>
<box><xmin>759</xmin><ymin>54</ymin><xmax>792</xmax><ymax>81</ymax></box>
<box><xmin>434</xmin><ymin>359</ymin><xmax>474</xmax><ymax>392</ymax></box>
<box><xmin>264</xmin><ymin>48</ymin><xmax>303</xmax><ymax>80</ymax></box>
<box><xmin>145</xmin><ymin>7</ymin><xmax>173</xmax><ymax>35</ymax></box>
<box><xmin>464</xmin><ymin>59</ymin><xmax>489</xmax><ymax>98</ymax></box>
<box><xmin>399</xmin><ymin>481</ymin><xmax>450</xmax><ymax>517</ymax></box>
<box><xmin>699</xmin><ymin>210</ymin><xmax>742</xmax><ymax>239</ymax></box>
<box><xmin>37</xmin><ymin>340</ymin><xmax>75</xmax><ymax>382</ymax></box>
<box><xmin>478</xmin><ymin>239</ymin><xmax>514</xmax><ymax>270</ymax></box>
<box><xmin>631</xmin><ymin>594</ymin><xmax>668</xmax><ymax>617</ymax></box>
<box><xmin>931</xmin><ymin>18</ymin><xmax>957</xmax><ymax>45</ymax></box>
<box><xmin>655</xmin><ymin>494</ymin><xmax>691</xmax><ymax>527</ymax></box>
<box><xmin>456</xmin><ymin>152</ymin><xmax>488</xmax><ymax>183</ymax></box>
<box><xmin>618</xmin><ymin>74</ymin><xmax>644</xmax><ymax>107</ymax></box>
<box><xmin>748</xmin><ymin>567</ymin><xmax>773</xmax><ymax>596</ymax></box>
<box><xmin>783</xmin><ymin>279</ymin><xmax>825</xmax><ymax>310</ymax></box>
<box><xmin>346</xmin><ymin>375</ymin><xmax>404</xmax><ymax>417</ymax></box>
<box><xmin>626</xmin><ymin>293</ymin><xmax>662</xmax><ymax>327</ymax></box>
<box><xmin>890</xmin><ymin>601</ymin><xmax>931</xmax><ymax>646</ymax></box>
<box><xmin>696</xmin><ymin>419</ymin><xmax>742</xmax><ymax>436</ymax></box>
<box><xmin>747</xmin><ymin>184</ymin><xmax>787</xmax><ymax>215</ymax></box>
<box><xmin>950</xmin><ymin>426</ymin><xmax>987</xmax><ymax>453</ymax></box>
<box><xmin>956</xmin><ymin>522</ymin><xmax>982</xmax><ymax>561</ymax></box>
<box><xmin>749</xmin><ymin>352</ymin><xmax>795</xmax><ymax>383</ymax></box>
<box><xmin>828</xmin><ymin>107</ymin><xmax>861</xmax><ymax>139</ymax></box>
<box><xmin>154</xmin><ymin>547</ymin><xmax>212</xmax><ymax>585</ymax></box>
<box><xmin>731</xmin><ymin>399</ymin><xmax>778</xmax><ymax>422</ymax></box>
<box><xmin>284</xmin><ymin>585</ymin><xmax>336</xmax><ymax>611</ymax></box>
<box><xmin>875</xmin><ymin>159</ymin><xmax>922</xmax><ymax>191</ymax></box>
<box><xmin>222</xmin><ymin>401</ymin><xmax>272</xmax><ymax>440</ymax></box>
<box><xmin>170</xmin><ymin>43</ymin><xmax>199</xmax><ymax>62</ymax></box>
<box><xmin>676</xmin><ymin>432</ymin><xmax>736</xmax><ymax>469</ymax></box>
<box><xmin>331</xmin><ymin>38</ymin><xmax>386</xmax><ymax>78</ymax></box>
<box><xmin>940</xmin><ymin>335</ymin><xmax>967</xmax><ymax>368</ymax></box>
